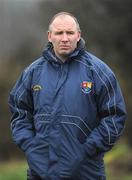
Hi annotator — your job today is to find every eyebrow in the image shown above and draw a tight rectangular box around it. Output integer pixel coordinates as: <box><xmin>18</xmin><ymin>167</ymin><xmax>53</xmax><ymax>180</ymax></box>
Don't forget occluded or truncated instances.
<box><xmin>54</xmin><ymin>30</ymin><xmax>75</xmax><ymax>34</ymax></box>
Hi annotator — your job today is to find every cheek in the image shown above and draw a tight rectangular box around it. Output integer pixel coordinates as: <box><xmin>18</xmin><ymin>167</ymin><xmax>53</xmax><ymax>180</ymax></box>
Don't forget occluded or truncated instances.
<box><xmin>51</xmin><ymin>41</ymin><xmax>60</xmax><ymax>51</ymax></box>
<box><xmin>72</xmin><ymin>39</ymin><xmax>79</xmax><ymax>47</ymax></box>
<box><xmin>51</xmin><ymin>37</ymin><xmax>60</xmax><ymax>45</ymax></box>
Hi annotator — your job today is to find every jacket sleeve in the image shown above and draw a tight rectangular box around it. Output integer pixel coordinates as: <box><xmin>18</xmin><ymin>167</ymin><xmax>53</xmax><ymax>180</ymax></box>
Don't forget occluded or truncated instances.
<box><xmin>8</xmin><ymin>69</ymin><xmax>35</xmax><ymax>152</ymax></box>
<box><xmin>83</xmin><ymin>65</ymin><xmax>127</xmax><ymax>157</ymax></box>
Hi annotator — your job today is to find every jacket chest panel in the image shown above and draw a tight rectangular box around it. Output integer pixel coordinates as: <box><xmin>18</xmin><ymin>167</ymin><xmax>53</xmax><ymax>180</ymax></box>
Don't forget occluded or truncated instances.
<box><xmin>31</xmin><ymin>62</ymin><xmax>96</xmax><ymax>117</ymax></box>
<box><xmin>32</xmin><ymin>64</ymin><xmax>68</xmax><ymax>112</ymax></box>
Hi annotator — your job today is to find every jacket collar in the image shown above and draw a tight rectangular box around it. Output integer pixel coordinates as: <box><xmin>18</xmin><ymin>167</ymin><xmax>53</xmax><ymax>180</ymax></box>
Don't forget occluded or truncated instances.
<box><xmin>42</xmin><ymin>38</ymin><xmax>85</xmax><ymax>64</ymax></box>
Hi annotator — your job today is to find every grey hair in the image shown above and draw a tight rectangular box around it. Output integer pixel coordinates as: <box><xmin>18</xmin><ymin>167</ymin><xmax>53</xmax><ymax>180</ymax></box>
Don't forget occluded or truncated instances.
<box><xmin>48</xmin><ymin>11</ymin><xmax>81</xmax><ymax>32</ymax></box>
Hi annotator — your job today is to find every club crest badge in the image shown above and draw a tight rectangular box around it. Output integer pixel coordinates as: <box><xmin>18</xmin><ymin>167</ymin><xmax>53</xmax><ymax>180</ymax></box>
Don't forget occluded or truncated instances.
<box><xmin>81</xmin><ymin>81</ymin><xmax>93</xmax><ymax>94</ymax></box>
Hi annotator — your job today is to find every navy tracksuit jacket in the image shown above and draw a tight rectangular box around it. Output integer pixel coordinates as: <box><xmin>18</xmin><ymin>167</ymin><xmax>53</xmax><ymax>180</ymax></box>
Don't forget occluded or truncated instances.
<box><xmin>8</xmin><ymin>39</ymin><xmax>126</xmax><ymax>179</ymax></box>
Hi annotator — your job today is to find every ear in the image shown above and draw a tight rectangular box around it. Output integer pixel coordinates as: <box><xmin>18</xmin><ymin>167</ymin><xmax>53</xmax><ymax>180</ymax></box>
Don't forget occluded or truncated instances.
<box><xmin>77</xmin><ymin>31</ymin><xmax>81</xmax><ymax>42</ymax></box>
<box><xmin>47</xmin><ymin>31</ymin><xmax>52</xmax><ymax>42</ymax></box>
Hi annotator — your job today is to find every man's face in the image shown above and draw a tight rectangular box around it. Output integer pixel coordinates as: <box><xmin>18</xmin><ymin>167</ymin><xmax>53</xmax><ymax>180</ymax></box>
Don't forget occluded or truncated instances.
<box><xmin>48</xmin><ymin>15</ymin><xmax>81</xmax><ymax>61</ymax></box>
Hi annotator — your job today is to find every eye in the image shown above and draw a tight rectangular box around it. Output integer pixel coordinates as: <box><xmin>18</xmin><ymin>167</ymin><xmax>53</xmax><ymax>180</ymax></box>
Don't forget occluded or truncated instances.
<box><xmin>67</xmin><ymin>31</ymin><xmax>74</xmax><ymax>35</ymax></box>
<box><xmin>55</xmin><ymin>31</ymin><xmax>63</xmax><ymax>35</ymax></box>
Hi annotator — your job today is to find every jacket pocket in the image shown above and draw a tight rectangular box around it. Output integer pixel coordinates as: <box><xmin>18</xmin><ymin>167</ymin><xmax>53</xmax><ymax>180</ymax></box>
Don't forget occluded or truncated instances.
<box><xmin>59</xmin><ymin>134</ymin><xmax>86</xmax><ymax>178</ymax></box>
<box><xmin>25</xmin><ymin>135</ymin><xmax>48</xmax><ymax>179</ymax></box>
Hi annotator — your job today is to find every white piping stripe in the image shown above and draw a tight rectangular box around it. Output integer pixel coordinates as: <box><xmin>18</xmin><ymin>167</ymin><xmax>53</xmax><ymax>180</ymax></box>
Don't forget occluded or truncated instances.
<box><xmin>35</xmin><ymin>113</ymin><xmax>92</xmax><ymax>132</ymax></box>
<box><xmin>14</xmin><ymin>73</ymin><xmax>29</xmax><ymax>98</ymax></box>
<box><xmin>35</xmin><ymin>113</ymin><xmax>51</xmax><ymax>118</ymax></box>
<box><xmin>38</xmin><ymin>120</ymin><xmax>50</xmax><ymax>123</ymax></box>
<box><xmin>103</xmin><ymin>121</ymin><xmax>111</xmax><ymax>145</ymax></box>
<box><xmin>103</xmin><ymin>121</ymin><xmax>116</xmax><ymax>145</ymax></box>
<box><xmin>61</xmin><ymin>114</ymin><xmax>92</xmax><ymax>132</ymax></box>
<box><xmin>91</xmin><ymin>60</ymin><xmax>118</xmax><ymax>135</ymax></box>
<box><xmin>61</xmin><ymin>121</ymin><xmax>87</xmax><ymax>136</ymax></box>
<box><xmin>75</xmin><ymin>59</ymin><xmax>119</xmax><ymax>144</ymax></box>
<box><xmin>11</xmin><ymin>85</ymin><xmax>28</xmax><ymax>128</ymax></box>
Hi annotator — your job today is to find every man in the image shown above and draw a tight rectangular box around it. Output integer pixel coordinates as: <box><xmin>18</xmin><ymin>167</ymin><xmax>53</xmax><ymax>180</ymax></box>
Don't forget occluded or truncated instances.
<box><xmin>9</xmin><ymin>12</ymin><xmax>126</xmax><ymax>180</ymax></box>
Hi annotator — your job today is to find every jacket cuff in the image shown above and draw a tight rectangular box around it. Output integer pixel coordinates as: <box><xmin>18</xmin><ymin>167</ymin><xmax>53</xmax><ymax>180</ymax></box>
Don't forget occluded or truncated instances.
<box><xmin>19</xmin><ymin>137</ymin><xmax>34</xmax><ymax>152</ymax></box>
<box><xmin>83</xmin><ymin>139</ymin><xmax>97</xmax><ymax>157</ymax></box>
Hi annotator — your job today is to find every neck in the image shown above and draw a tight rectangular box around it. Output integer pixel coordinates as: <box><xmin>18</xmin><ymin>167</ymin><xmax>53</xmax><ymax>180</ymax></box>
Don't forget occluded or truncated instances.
<box><xmin>58</xmin><ymin>56</ymin><xmax>67</xmax><ymax>62</ymax></box>
<box><xmin>53</xmin><ymin>51</ymin><xmax>68</xmax><ymax>63</ymax></box>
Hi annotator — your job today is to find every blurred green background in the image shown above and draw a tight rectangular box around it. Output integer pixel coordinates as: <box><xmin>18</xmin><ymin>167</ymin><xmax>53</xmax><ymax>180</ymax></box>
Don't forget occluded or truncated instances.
<box><xmin>0</xmin><ymin>0</ymin><xmax>132</xmax><ymax>179</ymax></box>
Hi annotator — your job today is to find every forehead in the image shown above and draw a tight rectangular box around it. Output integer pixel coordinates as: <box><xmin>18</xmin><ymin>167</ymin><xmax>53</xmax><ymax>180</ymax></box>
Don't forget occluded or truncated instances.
<box><xmin>50</xmin><ymin>15</ymin><xmax>78</xmax><ymax>31</ymax></box>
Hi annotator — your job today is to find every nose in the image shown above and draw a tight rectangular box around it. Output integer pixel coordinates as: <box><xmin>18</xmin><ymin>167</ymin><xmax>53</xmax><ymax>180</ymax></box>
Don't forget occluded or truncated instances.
<box><xmin>62</xmin><ymin>33</ymin><xmax>68</xmax><ymax>41</ymax></box>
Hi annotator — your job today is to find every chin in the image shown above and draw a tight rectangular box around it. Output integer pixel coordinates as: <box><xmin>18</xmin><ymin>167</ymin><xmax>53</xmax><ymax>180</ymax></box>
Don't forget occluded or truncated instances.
<box><xmin>60</xmin><ymin>50</ymin><xmax>72</xmax><ymax>55</ymax></box>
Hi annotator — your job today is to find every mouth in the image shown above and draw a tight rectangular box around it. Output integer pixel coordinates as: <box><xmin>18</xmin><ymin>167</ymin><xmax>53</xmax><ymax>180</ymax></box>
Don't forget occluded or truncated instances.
<box><xmin>59</xmin><ymin>45</ymin><xmax>70</xmax><ymax>50</ymax></box>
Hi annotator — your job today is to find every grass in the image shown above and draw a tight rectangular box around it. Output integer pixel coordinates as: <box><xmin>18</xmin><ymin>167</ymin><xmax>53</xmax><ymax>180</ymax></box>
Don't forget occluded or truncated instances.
<box><xmin>105</xmin><ymin>141</ymin><xmax>132</xmax><ymax>180</ymax></box>
<box><xmin>0</xmin><ymin>142</ymin><xmax>132</xmax><ymax>180</ymax></box>
<box><xmin>0</xmin><ymin>161</ymin><xmax>27</xmax><ymax>180</ymax></box>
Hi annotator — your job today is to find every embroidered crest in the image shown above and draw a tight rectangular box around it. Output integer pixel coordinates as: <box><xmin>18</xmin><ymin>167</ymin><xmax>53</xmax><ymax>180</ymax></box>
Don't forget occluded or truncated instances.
<box><xmin>32</xmin><ymin>85</ymin><xmax>42</xmax><ymax>91</ymax></box>
<box><xmin>81</xmin><ymin>81</ymin><xmax>93</xmax><ymax>94</ymax></box>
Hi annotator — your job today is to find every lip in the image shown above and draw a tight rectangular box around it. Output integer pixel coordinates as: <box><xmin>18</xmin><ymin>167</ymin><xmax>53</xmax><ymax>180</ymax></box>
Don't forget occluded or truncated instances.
<box><xmin>59</xmin><ymin>45</ymin><xmax>70</xmax><ymax>49</ymax></box>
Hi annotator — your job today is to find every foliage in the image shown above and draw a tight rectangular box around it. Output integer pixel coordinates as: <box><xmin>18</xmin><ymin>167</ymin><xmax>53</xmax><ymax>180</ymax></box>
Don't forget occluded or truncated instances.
<box><xmin>105</xmin><ymin>141</ymin><xmax>132</xmax><ymax>180</ymax></box>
